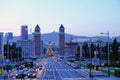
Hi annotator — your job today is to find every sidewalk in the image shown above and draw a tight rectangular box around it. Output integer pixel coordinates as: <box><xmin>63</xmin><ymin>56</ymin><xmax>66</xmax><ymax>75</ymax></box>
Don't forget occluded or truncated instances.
<box><xmin>74</xmin><ymin>61</ymin><xmax>120</xmax><ymax>80</ymax></box>
<box><xmin>91</xmin><ymin>76</ymin><xmax>120</xmax><ymax>80</ymax></box>
<box><xmin>77</xmin><ymin>68</ymin><xmax>120</xmax><ymax>80</ymax></box>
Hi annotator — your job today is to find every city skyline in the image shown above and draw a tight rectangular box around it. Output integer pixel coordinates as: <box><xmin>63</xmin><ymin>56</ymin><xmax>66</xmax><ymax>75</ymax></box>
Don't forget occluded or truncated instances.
<box><xmin>0</xmin><ymin>0</ymin><xmax>120</xmax><ymax>37</ymax></box>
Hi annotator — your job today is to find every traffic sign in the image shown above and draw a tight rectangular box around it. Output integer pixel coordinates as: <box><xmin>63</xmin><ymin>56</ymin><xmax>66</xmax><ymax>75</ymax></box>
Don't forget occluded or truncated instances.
<box><xmin>94</xmin><ymin>51</ymin><xmax>98</xmax><ymax>54</ymax></box>
<box><xmin>92</xmin><ymin>58</ymin><xmax>100</xmax><ymax>65</ymax></box>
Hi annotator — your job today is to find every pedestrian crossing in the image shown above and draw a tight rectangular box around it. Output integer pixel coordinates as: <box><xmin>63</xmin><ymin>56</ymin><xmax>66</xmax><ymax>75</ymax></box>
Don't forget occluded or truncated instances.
<box><xmin>44</xmin><ymin>69</ymin><xmax>77</xmax><ymax>71</ymax></box>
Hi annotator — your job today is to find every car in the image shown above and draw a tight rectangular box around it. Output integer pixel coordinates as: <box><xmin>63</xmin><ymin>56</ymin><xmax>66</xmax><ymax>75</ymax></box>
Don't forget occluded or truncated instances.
<box><xmin>38</xmin><ymin>65</ymin><xmax>42</xmax><ymax>70</ymax></box>
<box><xmin>23</xmin><ymin>68</ymin><xmax>29</xmax><ymax>76</ymax></box>
<box><xmin>17</xmin><ymin>65</ymin><xmax>24</xmax><ymax>70</ymax></box>
<box><xmin>36</xmin><ymin>65</ymin><xmax>42</xmax><ymax>71</ymax></box>
<box><xmin>15</xmin><ymin>71</ymin><xmax>24</xmax><ymax>78</ymax></box>
<box><xmin>27</xmin><ymin>70</ymin><xmax>37</xmax><ymax>78</ymax></box>
<box><xmin>9</xmin><ymin>71</ymin><xmax>17</xmax><ymax>78</ymax></box>
<box><xmin>72</xmin><ymin>64</ymin><xmax>79</xmax><ymax>69</ymax></box>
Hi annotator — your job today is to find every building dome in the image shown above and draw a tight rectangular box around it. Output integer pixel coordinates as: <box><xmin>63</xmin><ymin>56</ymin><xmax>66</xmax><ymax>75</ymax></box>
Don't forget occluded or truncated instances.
<box><xmin>35</xmin><ymin>24</ymin><xmax>40</xmax><ymax>32</ymax></box>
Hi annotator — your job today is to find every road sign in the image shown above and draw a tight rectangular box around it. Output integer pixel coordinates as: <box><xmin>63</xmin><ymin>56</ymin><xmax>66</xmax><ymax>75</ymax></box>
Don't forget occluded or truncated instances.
<box><xmin>92</xmin><ymin>58</ymin><xmax>100</xmax><ymax>65</ymax></box>
<box><xmin>94</xmin><ymin>51</ymin><xmax>98</xmax><ymax>54</ymax></box>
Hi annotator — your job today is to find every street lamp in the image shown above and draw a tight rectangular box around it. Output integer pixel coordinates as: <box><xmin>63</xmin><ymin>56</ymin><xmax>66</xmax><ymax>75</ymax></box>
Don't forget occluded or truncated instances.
<box><xmin>88</xmin><ymin>39</ymin><xmax>92</xmax><ymax>78</ymax></box>
<box><xmin>100</xmin><ymin>32</ymin><xmax>110</xmax><ymax>77</ymax></box>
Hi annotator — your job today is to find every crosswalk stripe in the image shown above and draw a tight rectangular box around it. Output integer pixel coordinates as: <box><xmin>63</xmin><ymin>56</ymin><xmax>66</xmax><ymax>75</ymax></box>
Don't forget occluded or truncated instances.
<box><xmin>44</xmin><ymin>69</ymin><xmax>74</xmax><ymax>71</ymax></box>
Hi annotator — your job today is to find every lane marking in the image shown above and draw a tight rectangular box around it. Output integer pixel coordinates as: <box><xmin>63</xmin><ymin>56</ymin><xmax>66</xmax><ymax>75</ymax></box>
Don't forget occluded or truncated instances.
<box><xmin>53</xmin><ymin>60</ymin><xmax>63</xmax><ymax>79</ymax></box>
<box><xmin>53</xmin><ymin>65</ymin><xmax>56</xmax><ymax>80</ymax></box>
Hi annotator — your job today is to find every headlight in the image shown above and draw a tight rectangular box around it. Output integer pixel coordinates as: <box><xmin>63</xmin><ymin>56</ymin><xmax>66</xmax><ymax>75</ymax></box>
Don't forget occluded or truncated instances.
<box><xmin>36</xmin><ymin>69</ymin><xmax>38</xmax><ymax>71</ymax></box>
<box><xmin>16</xmin><ymin>74</ymin><xmax>18</xmax><ymax>76</ymax></box>
<box><xmin>33</xmin><ymin>74</ymin><xmax>36</xmax><ymax>76</ymax></box>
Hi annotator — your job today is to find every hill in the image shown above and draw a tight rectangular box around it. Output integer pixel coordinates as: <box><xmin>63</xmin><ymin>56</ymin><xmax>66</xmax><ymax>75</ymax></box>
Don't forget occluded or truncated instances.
<box><xmin>8</xmin><ymin>32</ymin><xmax>120</xmax><ymax>44</ymax></box>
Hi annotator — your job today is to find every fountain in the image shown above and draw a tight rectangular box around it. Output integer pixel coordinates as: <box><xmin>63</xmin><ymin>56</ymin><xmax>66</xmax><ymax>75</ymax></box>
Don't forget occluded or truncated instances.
<box><xmin>46</xmin><ymin>42</ymin><xmax>54</xmax><ymax>56</ymax></box>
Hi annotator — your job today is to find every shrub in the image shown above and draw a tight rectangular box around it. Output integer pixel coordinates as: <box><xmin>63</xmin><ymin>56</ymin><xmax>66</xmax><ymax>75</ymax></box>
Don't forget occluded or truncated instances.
<box><xmin>110</xmin><ymin>62</ymin><xmax>116</xmax><ymax>67</ymax></box>
<box><xmin>68</xmin><ymin>60</ymin><xmax>74</xmax><ymax>63</ymax></box>
<box><xmin>114</xmin><ymin>69</ymin><xmax>120</xmax><ymax>77</ymax></box>
<box><xmin>104</xmin><ymin>63</ymin><xmax>108</xmax><ymax>67</ymax></box>
<box><xmin>87</xmin><ymin>64</ymin><xmax>93</xmax><ymax>69</ymax></box>
<box><xmin>116</xmin><ymin>64</ymin><xmax>120</xmax><ymax>68</ymax></box>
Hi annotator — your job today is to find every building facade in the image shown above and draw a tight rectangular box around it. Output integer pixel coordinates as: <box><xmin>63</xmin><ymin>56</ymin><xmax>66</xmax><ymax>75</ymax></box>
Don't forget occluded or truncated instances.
<box><xmin>34</xmin><ymin>24</ymin><xmax>41</xmax><ymax>57</ymax></box>
<box><xmin>21</xmin><ymin>25</ymin><xmax>28</xmax><ymax>40</ymax></box>
<box><xmin>65</xmin><ymin>42</ymin><xmax>78</xmax><ymax>55</ymax></box>
<box><xmin>0</xmin><ymin>32</ymin><xmax>4</xmax><ymax>74</ymax></box>
<box><xmin>17</xmin><ymin>25</ymin><xmax>35</xmax><ymax>58</ymax></box>
<box><xmin>0</xmin><ymin>33</ymin><xmax>3</xmax><ymax>60</ymax></box>
<box><xmin>5</xmin><ymin>32</ymin><xmax>13</xmax><ymax>42</ymax></box>
<box><xmin>17</xmin><ymin>40</ymin><xmax>34</xmax><ymax>58</ymax></box>
<box><xmin>59</xmin><ymin>24</ymin><xmax>65</xmax><ymax>56</ymax></box>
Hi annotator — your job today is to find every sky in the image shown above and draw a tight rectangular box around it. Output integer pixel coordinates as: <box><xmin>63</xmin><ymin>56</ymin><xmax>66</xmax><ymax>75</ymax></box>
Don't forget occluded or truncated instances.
<box><xmin>0</xmin><ymin>0</ymin><xmax>120</xmax><ymax>37</ymax></box>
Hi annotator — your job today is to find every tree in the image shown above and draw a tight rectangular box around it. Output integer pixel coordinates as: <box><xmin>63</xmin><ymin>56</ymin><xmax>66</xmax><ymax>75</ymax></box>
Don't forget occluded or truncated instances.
<box><xmin>4</xmin><ymin>42</ymin><xmax>22</xmax><ymax>61</ymax></box>
<box><xmin>96</xmin><ymin>44</ymin><xmax>100</xmax><ymax>58</ymax></box>
<box><xmin>111</xmin><ymin>38</ymin><xmax>118</xmax><ymax>62</ymax></box>
<box><xmin>83</xmin><ymin>43</ymin><xmax>89</xmax><ymax>58</ymax></box>
<box><xmin>76</xmin><ymin>45</ymin><xmax>80</xmax><ymax>61</ymax></box>
<box><xmin>91</xmin><ymin>43</ymin><xmax>96</xmax><ymax>58</ymax></box>
<box><xmin>102</xmin><ymin>43</ymin><xmax>108</xmax><ymax>60</ymax></box>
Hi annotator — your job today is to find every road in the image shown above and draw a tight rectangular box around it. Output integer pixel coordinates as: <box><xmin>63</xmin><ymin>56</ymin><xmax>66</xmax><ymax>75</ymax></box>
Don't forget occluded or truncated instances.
<box><xmin>1</xmin><ymin>57</ymin><xmax>120</xmax><ymax>80</ymax></box>
<box><xmin>4</xmin><ymin>57</ymin><xmax>89</xmax><ymax>80</ymax></box>
<box><xmin>41</xmin><ymin>57</ymin><xmax>88</xmax><ymax>80</ymax></box>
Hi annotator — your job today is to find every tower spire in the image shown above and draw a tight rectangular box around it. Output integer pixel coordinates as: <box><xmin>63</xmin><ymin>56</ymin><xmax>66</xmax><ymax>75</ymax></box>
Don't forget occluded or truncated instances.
<box><xmin>59</xmin><ymin>24</ymin><xmax>65</xmax><ymax>56</ymax></box>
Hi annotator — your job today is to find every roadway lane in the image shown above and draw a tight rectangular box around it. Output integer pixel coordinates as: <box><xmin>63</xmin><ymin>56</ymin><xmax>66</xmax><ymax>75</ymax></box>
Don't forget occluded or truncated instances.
<box><xmin>41</xmin><ymin>57</ymin><xmax>85</xmax><ymax>80</ymax></box>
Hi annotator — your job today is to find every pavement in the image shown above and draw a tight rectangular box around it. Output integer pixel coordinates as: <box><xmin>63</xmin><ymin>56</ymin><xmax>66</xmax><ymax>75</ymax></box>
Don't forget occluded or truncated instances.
<box><xmin>88</xmin><ymin>70</ymin><xmax>119</xmax><ymax>80</ymax></box>
<box><xmin>91</xmin><ymin>76</ymin><xmax>120</xmax><ymax>80</ymax></box>
<box><xmin>75</xmin><ymin>64</ymin><xmax>120</xmax><ymax>80</ymax></box>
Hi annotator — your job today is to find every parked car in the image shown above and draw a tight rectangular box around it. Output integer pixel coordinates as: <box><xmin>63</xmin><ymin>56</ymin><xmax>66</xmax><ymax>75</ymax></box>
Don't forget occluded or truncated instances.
<box><xmin>27</xmin><ymin>70</ymin><xmax>37</xmax><ymax>78</ymax></box>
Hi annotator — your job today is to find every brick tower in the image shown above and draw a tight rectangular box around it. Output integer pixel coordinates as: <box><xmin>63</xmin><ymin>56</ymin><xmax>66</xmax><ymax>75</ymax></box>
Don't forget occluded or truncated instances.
<box><xmin>59</xmin><ymin>24</ymin><xmax>65</xmax><ymax>56</ymax></box>
<box><xmin>34</xmin><ymin>24</ymin><xmax>41</xmax><ymax>57</ymax></box>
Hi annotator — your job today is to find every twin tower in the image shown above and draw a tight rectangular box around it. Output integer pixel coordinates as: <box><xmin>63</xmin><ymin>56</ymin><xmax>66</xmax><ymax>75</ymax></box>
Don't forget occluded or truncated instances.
<box><xmin>34</xmin><ymin>24</ymin><xmax>65</xmax><ymax>56</ymax></box>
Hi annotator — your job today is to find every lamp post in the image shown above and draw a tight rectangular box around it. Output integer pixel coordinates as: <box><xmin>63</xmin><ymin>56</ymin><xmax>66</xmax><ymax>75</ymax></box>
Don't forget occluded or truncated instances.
<box><xmin>88</xmin><ymin>39</ymin><xmax>92</xmax><ymax>78</ymax></box>
<box><xmin>100</xmin><ymin>32</ymin><xmax>110</xmax><ymax>77</ymax></box>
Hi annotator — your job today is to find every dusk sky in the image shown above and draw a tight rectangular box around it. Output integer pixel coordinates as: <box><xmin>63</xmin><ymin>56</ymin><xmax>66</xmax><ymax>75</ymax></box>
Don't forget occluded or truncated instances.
<box><xmin>0</xmin><ymin>0</ymin><xmax>120</xmax><ymax>37</ymax></box>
